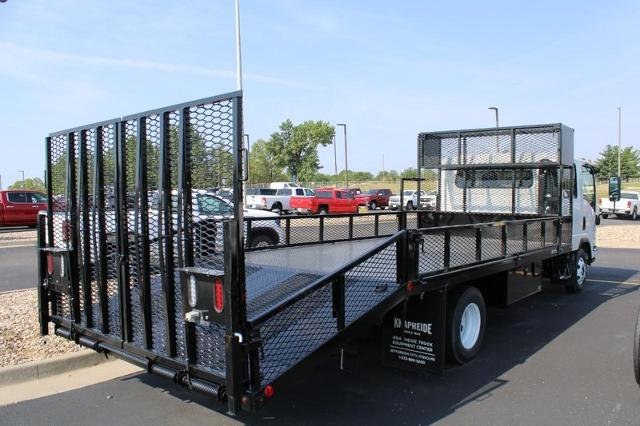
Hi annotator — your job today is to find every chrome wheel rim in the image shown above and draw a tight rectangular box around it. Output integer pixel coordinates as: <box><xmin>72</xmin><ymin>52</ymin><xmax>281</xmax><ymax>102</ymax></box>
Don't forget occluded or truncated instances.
<box><xmin>576</xmin><ymin>257</ymin><xmax>587</xmax><ymax>286</ymax></box>
<box><xmin>460</xmin><ymin>303</ymin><xmax>481</xmax><ymax>350</ymax></box>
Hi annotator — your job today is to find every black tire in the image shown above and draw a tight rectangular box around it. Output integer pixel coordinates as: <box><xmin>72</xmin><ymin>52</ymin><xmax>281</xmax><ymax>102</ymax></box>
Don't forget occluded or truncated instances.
<box><xmin>406</xmin><ymin>201</ymin><xmax>414</xmax><ymax>210</ymax></box>
<box><xmin>446</xmin><ymin>286</ymin><xmax>486</xmax><ymax>364</ymax></box>
<box><xmin>271</xmin><ymin>203</ymin><xmax>283</xmax><ymax>215</ymax></box>
<box><xmin>369</xmin><ymin>201</ymin><xmax>377</xmax><ymax>210</ymax></box>
<box><xmin>250</xmin><ymin>233</ymin><xmax>277</xmax><ymax>248</ymax></box>
<box><xmin>634</xmin><ymin>308</ymin><xmax>640</xmax><ymax>386</ymax></box>
<box><xmin>601</xmin><ymin>214</ymin><xmax>609</xmax><ymax>219</ymax></box>
<box><xmin>565</xmin><ymin>249</ymin><xmax>588</xmax><ymax>294</ymax></box>
<box><xmin>319</xmin><ymin>206</ymin><xmax>329</xmax><ymax>215</ymax></box>
<box><xmin>631</xmin><ymin>209</ymin><xmax>638</xmax><ymax>221</ymax></box>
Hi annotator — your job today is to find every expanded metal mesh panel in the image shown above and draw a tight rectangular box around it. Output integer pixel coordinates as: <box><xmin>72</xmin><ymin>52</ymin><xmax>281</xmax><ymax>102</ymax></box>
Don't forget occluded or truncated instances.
<box><xmin>561</xmin><ymin>167</ymin><xmax>573</xmax><ymax>217</ymax></box>
<box><xmin>514</xmin><ymin>127</ymin><xmax>559</xmax><ymax>163</ymax></box>
<box><xmin>480</xmin><ymin>226</ymin><xmax>502</xmax><ymax>261</ymax></box>
<box><xmin>259</xmin><ymin>285</ymin><xmax>335</xmax><ymax>385</ymax></box>
<box><xmin>449</xmin><ymin>228</ymin><xmax>477</xmax><ymax>268</ymax></box>
<box><xmin>49</xmin><ymin>134</ymin><xmax>69</xmax><ymax>248</ymax></box>
<box><xmin>544</xmin><ymin>221</ymin><xmax>557</xmax><ymax>246</ymax></box>
<box><xmin>343</xmin><ymin>243</ymin><xmax>398</xmax><ymax>325</ymax></box>
<box><xmin>527</xmin><ymin>222</ymin><xmax>543</xmax><ymax>249</ymax></box>
<box><xmin>418</xmin><ymin>233</ymin><xmax>445</xmax><ymax>274</ymax></box>
<box><xmin>194</xmin><ymin>322</ymin><xmax>226</xmax><ymax>374</ymax></box>
<box><xmin>463</xmin><ymin>131</ymin><xmax>512</xmax><ymax>164</ymax></box>
<box><xmin>506</xmin><ymin>223</ymin><xmax>525</xmax><ymax>255</ymax></box>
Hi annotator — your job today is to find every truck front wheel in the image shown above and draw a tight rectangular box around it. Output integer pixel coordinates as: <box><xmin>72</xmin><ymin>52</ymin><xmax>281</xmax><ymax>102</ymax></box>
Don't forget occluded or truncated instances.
<box><xmin>446</xmin><ymin>286</ymin><xmax>486</xmax><ymax>364</ymax></box>
<box><xmin>564</xmin><ymin>249</ymin><xmax>588</xmax><ymax>294</ymax></box>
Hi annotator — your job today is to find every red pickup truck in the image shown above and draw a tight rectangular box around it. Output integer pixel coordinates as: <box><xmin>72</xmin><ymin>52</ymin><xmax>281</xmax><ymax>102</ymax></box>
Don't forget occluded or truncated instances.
<box><xmin>355</xmin><ymin>188</ymin><xmax>393</xmax><ymax>210</ymax></box>
<box><xmin>290</xmin><ymin>188</ymin><xmax>358</xmax><ymax>215</ymax></box>
<box><xmin>0</xmin><ymin>190</ymin><xmax>48</xmax><ymax>227</ymax></box>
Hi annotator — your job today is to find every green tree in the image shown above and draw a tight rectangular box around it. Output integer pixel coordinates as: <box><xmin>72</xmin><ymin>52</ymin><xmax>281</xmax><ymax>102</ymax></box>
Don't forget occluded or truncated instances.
<box><xmin>268</xmin><ymin>119</ymin><xmax>335</xmax><ymax>182</ymax></box>
<box><xmin>8</xmin><ymin>177</ymin><xmax>46</xmax><ymax>192</ymax></box>
<box><xmin>337</xmin><ymin>169</ymin><xmax>374</xmax><ymax>182</ymax></box>
<box><xmin>400</xmin><ymin>167</ymin><xmax>419</xmax><ymax>178</ymax></box>
<box><xmin>376</xmin><ymin>169</ymin><xmax>399</xmax><ymax>182</ymax></box>
<box><xmin>249</xmin><ymin>139</ymin><xmax>287</xmax><ymax>184</ymax></box>
<box><xmin>595</xmin><ymin>145</ymin><xmax>640</xmax><ymax>180</ymax></box>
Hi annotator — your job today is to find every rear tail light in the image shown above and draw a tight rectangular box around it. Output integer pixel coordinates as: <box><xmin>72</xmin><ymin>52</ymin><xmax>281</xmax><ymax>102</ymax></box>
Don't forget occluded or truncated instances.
<box><xmin>628</xmin><ymin>201</ymin><xmax>632</xmax><ymax>209</ymax></box>
<box><xmin>598</xmin><ymin>198</ymin><xmax>602</xmax><ymax>206</ymax></box>
<box><xmin>47</xmin><ymin>254</ymin><xmax>54</xmax><ymax>275</ymax></box>
<box><xmin>61</xmin><ymin>220</ymin><xmax>70</xmax><ymax>242</ymax></box>
<box><xmin>264</xmin><ymin>384</ymin><xmax>275</xmax><ymax>398</ymax></box>
<box><xmin>261</xmin><ymin>197</ymin><xmax>267</xmax><ymax>206</ymax></box>
<box><xmin>214</xmin><ymin>277</ymin><xmax>224</xmax><ymax>313</ymax></box>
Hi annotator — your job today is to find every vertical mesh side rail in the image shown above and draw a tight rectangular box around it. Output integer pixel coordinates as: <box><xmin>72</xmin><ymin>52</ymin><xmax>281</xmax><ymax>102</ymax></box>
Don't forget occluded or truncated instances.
<box><xmin>560</xmin><ymin>167</ymin><xmax>573</xmax><ymax>249</ymax></box>
<box><xmin>67</xmin><ymin>132</ymin><xmax>81</xmax><ymax>324</ymax></box>
<box><xmin>116</xmin><ymin>122</ymin><xmax>133</xmax><ymax>342</ymax></box>
<box><xmin>100</xmin><ymin>124</ymin><xmax>121</xmax><ymax>337</ymax></box>
<box><xmin>157</xmin><ymin>111</ymin><xmax>177</xmax><ymax>357</ymax></box>
<box><xmin>186</xmin><ymin>99</ymin><xmax>236</xmax><ymax>374</ymax></box>
<box><xmin>124</xmin><ymin>119</ymin><xmax>144</xmax><ymax>347</ymax></box>
<box><xmin>77</xmin><ymin>129</ymin><xmax>92</xmax><ymax>328</ymax></box>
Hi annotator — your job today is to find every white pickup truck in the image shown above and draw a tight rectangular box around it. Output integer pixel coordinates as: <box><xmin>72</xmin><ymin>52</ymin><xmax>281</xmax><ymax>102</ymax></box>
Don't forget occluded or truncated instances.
<box><xmin>245</xmin><ymin>187</ymin><xmax>315</xmax><ymax>214</ymax></box>
<box><xmin>599</xmin><ymin>191</ymin><xmax>640</xmax><ymax>220</ymax></box>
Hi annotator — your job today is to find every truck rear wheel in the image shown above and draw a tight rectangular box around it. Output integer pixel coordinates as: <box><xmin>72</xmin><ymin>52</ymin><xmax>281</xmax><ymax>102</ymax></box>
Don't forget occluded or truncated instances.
<box><xmin>369</xmin><ymin>201</ymin><xmax>377</xmax><ymax>210</ymax></box>
<box><xmin>565</xmin><ymin>249</ymin><xmax>588</xmax><ymax>294</ymax></box>
<box><xmin>446</xmin><ymin>286</ymin><xmax>486</xmax><ymax>364</ymax></box>
<box><xmin>601</xmin><ymin>214</ymin><xmax>609</xmax><ymax>219</ymax></box>
<box><xmin>635</xmin><ymin>308</ymin><xmax>640</xmax><ymax>386</ymax></box>
<box><xmin>271</xmin><ymin>203</ymin><xmax>283</xmax><ymax>215</ymax></box>
<box><xmin>631</xmin><ymin>208</ymin><xmax>638</xmax><ymax>221</ymax></box>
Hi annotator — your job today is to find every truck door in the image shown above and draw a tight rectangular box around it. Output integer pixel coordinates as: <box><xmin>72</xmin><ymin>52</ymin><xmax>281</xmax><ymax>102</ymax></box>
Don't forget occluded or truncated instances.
<box><xmin>573</xmin><ymin>164</ymin><xmax>597</xmax><ymax>252</ymax></box>
<box><xmin>5</xmin><ymin>191</ymin><xmax>31</xmax><ymax>225</ymax></box>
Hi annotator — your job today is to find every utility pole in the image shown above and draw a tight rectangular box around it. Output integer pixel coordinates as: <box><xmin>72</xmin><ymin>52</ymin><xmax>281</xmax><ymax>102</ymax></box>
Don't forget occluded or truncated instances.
<box><xmin>235</xmin><ymin>0</ymin><xmax>243</xmax><ymax>91</ymax></box>
<box><xmin>336</xmin><ymin>123</ymin><xmax>348</xmax><ymax>188</ymax></box>
<box><xmin>488</xmin><ymin>106</ymin><xmax>499</xmax><ymax>151</ymax></box>
<box><xmin>333</xmin><ymin>134</ymin><xmax>338</xmax><ymax>178</ymax></box>
<box><xmin>617</xmin><ymin>107</ymin><xmax>622</xmax><ymax>178</ymax></box>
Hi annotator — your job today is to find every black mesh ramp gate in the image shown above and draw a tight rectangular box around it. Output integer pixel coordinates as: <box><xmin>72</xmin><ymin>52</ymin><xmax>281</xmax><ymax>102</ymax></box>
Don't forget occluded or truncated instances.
<box><xmin>40</xmin><ymin>91</ymin><xmax>244</xmax><ymax>412</ymax></box>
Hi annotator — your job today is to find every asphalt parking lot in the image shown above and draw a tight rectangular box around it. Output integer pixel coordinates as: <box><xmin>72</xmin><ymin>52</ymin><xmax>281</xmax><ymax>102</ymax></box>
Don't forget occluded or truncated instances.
<box><xmin>1</xmin><ymin>246</ymin><xmax>639</xmax><ymax>425</ymax></box>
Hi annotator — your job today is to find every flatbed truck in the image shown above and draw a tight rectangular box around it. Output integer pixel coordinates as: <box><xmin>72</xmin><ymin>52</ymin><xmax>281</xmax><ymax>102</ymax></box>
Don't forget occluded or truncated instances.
<box><xmin>36</xmin><ymin>92</ymin><xmax>597</xmax><ymax>415</ymax></box>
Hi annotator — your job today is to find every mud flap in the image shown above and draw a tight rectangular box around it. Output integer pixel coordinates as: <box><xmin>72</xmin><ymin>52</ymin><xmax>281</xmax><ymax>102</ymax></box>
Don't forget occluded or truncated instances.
<box><xmin>382</xmin><ymin>288</ymin><xmax>446</xmax><ymax>375</ymax></box>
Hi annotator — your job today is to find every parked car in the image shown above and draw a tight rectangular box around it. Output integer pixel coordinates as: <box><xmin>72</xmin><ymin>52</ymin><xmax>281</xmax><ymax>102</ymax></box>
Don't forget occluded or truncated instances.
<box><xmin>269</xmin><ymin>182</ymin><xmax>300</xmax><ymax>190</ymax></box>
<box><xmin>290</xmin><ymin>188</ymin><xmax>358</xmax><ymax>214</ymax></box>
<box><xmin>246</xmin><ymin>187</ymin><xmax>315</xmax><ymax>214</ymax></box>
<box><xmin>355</xmin><ymin>188</ymin><xmax>393</xmax><ymax>210</ymax></box>
<box><xmin>389</xmin><ymin>190</ymin><xmax>419</xmax><ymax>210</ymax></box>
<box><xmin>599</xmin><ymin>191</ymin><xmax>639</xmax><ymax>220</ymax></box>
<box><xmin>0</xmin><ymin>190</ymin><xmax>48</xmax><ymax>227</ymax></box>
<box><xmin>343</xmin><ymin>188</ymin><xmax>362</xmax><ymax>196</ymax></box>
<box><xmin>413</xmin><ymin>190</ymin><xmax>438</xmax><ymax>210</ymax></box>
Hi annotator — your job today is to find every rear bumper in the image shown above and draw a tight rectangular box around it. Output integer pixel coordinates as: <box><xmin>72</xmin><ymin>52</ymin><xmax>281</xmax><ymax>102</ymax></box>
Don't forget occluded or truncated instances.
<box><xmin>600</xmin><ymin>208</ymin><xmax>631</xmax><ymax>215</ymax></box>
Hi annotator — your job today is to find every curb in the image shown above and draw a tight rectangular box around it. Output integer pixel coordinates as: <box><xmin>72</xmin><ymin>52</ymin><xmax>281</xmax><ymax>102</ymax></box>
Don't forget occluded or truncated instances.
<box><xmin>0</xmin><ymin>349</ymin><xmax>114</xmax><ymax>387</ymax></box>
<box><xmin>0</xmin><ymin>240</ymin><xmax>37</xmax><ymax>248</ymax></box>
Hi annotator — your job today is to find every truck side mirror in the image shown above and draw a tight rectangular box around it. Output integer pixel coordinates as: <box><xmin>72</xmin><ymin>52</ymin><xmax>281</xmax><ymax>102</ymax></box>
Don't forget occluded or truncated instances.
<box><xmin>609</xmin><ymin>176</ymin><xmax>621</xmax><ymax>202</ymax></box>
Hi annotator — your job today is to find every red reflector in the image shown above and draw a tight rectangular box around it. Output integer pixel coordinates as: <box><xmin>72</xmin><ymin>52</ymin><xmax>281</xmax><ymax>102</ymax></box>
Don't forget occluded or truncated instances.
<box><xmin>214</xmin><ymin>277</ymin><xmax>224</xmax><ymax>313</ymax></box>
<box><xmin>261</xmin><ymin>197</ymin><xmax>267</xmax><ymax>205</ymax></box>
<box><xmin>62</xmin><ymin>220</ymin><xmax>70</xmax><ymax>242</ymax></box>
<box><xmin>407</xmin><ymin>281</ymin><xmax>415</xmax><ymax>291</ymax></box>
<box><xmin>264</xmin><ymin>384</ymin><xmax>274</xmax><ymax>398</ymax></box>
<box><xmin>628</xmin><ymin>201</ymin><xmax>632</xmax><ymax>209</ymax></box>
<box><xmin>598</xmin><ymin>198</ymin><xmax>602</xmax><ymax>205</ymax></box>
<box><xmin>47</xmin><ymin>254</ymin><xmax>54</xmax><ymax>275</ymax></box>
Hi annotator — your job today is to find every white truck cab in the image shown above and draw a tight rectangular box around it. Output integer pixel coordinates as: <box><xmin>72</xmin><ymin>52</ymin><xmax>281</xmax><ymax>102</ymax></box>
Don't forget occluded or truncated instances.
<box><xmin>573</xmin><ymin>160</ymin><xmax>598</xmax><ymax>262</ymax></box>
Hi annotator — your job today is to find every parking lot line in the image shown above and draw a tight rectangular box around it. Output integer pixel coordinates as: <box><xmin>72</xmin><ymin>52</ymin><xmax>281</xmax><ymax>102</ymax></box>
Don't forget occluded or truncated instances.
<box><xmin>587</xmin><ymin>278</ymin><xmax>640</xmax><ymax>286</ymax></box>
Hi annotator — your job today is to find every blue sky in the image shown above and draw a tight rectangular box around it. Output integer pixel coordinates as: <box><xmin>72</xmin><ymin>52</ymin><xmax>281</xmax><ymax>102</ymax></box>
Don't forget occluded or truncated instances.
<box><xmin>1</xmin><ymin>0</ymin><xmax>639</xmax><ymax>186</ymax></box>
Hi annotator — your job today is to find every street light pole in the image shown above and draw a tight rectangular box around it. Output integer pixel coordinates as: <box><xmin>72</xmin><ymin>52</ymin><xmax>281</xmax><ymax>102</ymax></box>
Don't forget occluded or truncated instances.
<box><xmin>18</xmin><ymin>170</ymin><xmax>25</xmax><ymax>189</ymax></box>
<box><xmin>336</xmin><ymin>124</ymin><xmax>348</xmax><ymax>188</ymax></box>
<box><xmin>234</xmin><ymin>0</ymin><xmax>243</xmax><ymax>91</ymax></box>
<box><xmin>333</xmin><ymin>134</ymin><xmax>338</xmax><ymax>179</ymax></box>
<box><xmin>488</xmin><ymin>106</ymin><xmax>499</xmax><ymax>150</ymax></box>
<box><xmin>617</xmin><ymin>107</ymin><xmax>622</xmax><ymax>178</ymax></box>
